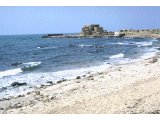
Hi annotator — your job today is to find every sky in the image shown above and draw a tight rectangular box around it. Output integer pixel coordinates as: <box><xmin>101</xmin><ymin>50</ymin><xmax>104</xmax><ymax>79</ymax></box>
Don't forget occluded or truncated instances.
<box><xmin>0</xmin><ymin>6</ymin><xmax>160</xmax><ymax>35</ymax></box>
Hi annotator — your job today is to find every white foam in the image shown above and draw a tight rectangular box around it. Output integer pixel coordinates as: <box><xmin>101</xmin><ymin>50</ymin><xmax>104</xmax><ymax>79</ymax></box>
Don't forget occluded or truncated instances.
<box><xmin>37</xmin><ymin>46</ymin><xmax>58</xmax><ymax>49</ymax></box>
<box><xmin>79</xmin><ymin>44</ymin><xmax>93</xmax><ymax>48</ymax></box>
<box><xmin>109</xmin><ymin>53</ymin><xmax>124</xmax><ymax>59</ymax></box>
<box><xmin>49</xmin><ymin>64</ymin><xmax>111</xmax><ymax>80</ymax></box>
<box><xmin>152</xmin><ymin>38</ymin><xmax>158</xmax><ymax>41</ymax></box>
<box><xmin>140</xmin><ymin>48</ymin><xmax>158</xmax><ymax>59</ymax></box>
<box><xmin>124</xmin><ymin>37</ymin><xmax>132</xmax><ymax>39</ymax></box>
<box><xmin>0</xmin><ymin>68</ymin><xmax>22</xmax><ymax>78</ymax></box>
<box><xmin>135</xmin><ymin>41</ymin><xmax>153</xmax><ymax>47</ymax></box>
<box><xmin>21</xmin><ymin>61</ymin><xmax>42</xmax><ymax>71</ymax></box>
<box><xmin>116</xmin><ymin>41</ymin><xmax>153</xmax><ymax>47</ymax></box>
<box><xmin>22</xmin><ymin>62</ymin><xmax>41</xmax><ymax>67</ymax></box>
<box><xmin>126</xmin><ymin>48</ymin><xmax>159</xmax><ymax>63</ymax></box>
<box><xmin>0</xmin><ymin>63</ymin><xmax>111</xmax><ymax>99</ymax></box>
<box><xmin>116</xmin><ymin>42</ymin><xmax>130</xmax><ymax>45</ymax></box>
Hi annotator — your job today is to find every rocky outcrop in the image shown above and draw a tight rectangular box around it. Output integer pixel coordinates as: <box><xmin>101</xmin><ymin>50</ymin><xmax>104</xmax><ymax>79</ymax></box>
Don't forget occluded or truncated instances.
<box><xmin>11</xmin><ymin>82</ymin><xmax>27</xmax><ymax>87</ymax></box>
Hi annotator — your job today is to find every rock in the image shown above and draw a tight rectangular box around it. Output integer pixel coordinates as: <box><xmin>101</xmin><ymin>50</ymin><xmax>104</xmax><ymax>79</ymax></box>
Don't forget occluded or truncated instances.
<box><xmin>76</xmin><ymin>81</ymin><xmax>81</xmax><ymax>83</ymax></box>
<box><xmin>17</xmin><ymin>94</ymin><xmax>25</xmax><ymax>97</ymax></box>
<box><xmin>43</xmin><ymin>97</ymin><xmax>50</xmax><ymax>102</ymax></box>
<box><xmin>4</xmin><ymin>97</ymin><xmax>10</xmax><ymax>100</ymax></box>
<box><xmin>91</xmin><ymin>78</ymin><xmax>94</xmax><ymax>80</ymax></box>
<box><xmin>98</xmin><ymin>72</ymin><xmax>103</xmax><ymax>75</ymax></box>
<box><xmin>149</xmin><ymin>110</ymin><xmax>160</xmax><ymax>114</ymax></box>
<box><xmin>10</xmin><ymin>103</ymin><xmax>22</xmax><ymax>109</ymax></box>
<box><xmin>49</xmin><ymin>93</ymin><xmax>58</xmax><ymax>100</ymax></box>
<box><xmin>10</xmin><ymin>62</ymin><xmax>22</xmax><ymax>66</ymax></box>
<box><xmin>99</xmin><ymin>76</ymin><xmax>104</xmax><ymax>78</ymax></box>
<box><xmin>88</xmin><ymin>77</ymin><xmax>94</xmax><ymax>80</ymax></box>
<box><xmin>27</xmin><ymin>92</ymin><xmax>30</xmax><ymax>95</ymax></box>
<box><xmin>35</xmin><ymin>91</ymin><xmax>40</xmax><ymax>95</ymax></box>
<box><xmin>57</xmin><ymin>79</ymin><xmax>67</xmax><ymax>84</ymax></box>
<box><xmin>83</xmin><ymin>75</ymin><xmax>86</xmax><ymax>77</ymax></box>
<box><xmin>0</xmin><ymin>107</ymin><xmax>4</xmax><ymax>110</ymax></box>
<box><xmin>28</xmin><ymin>101</ymin><xmax>35</xmax><ymax>105</ymax></box>
<box><xmin>82</xmin><ymin>85</ymin><xmax>86</xmax><ymax>89</ymax></box>
<box><xmin>34</xmin><ymin>96</ymin><xmax>40</xmax><ymax>101</ymax></box>
<box><xmin>76</xmin><ymin>76</ymin><xmax>81</xmax><ymax>79</ymax></box>
<box><xmin>11</xmin><ymin>82</ymin><xmax>27</xmax><ymax>87</ymax></box>
<box><xmin>1</xmin><ymin>98</ymin><xmax>5</xmax><ymax>101</ymax></box>
<box><xmin>87</xmin><ymin>75</ymin><xmax>93</xmax><ymax>78</ymax></box>
<box><xmin>49</xmin><ymin>96</ymin><xmax>55</xmax><ymax>100</ymax></box>
<box><xmin>0</xmin><ymin>87</ymin><xmax>7</xmax><ymax>92</ymax></box>
<box><xmin>40</xmin><ymin>84</ymin><xmax>46</xmax><ymax>88</ymax></box>
<box><xmin>87</xmin><ymin>72</ymin><xmax>91</xmax><ymax>74</ymax></box>
<box><xmin>39</xmin><ymin>94</ymin><xmax>44</xmax><ymax>98</ymax></box>
<box><xmin>47</xmin><ymin>81</ymin><xmax>53</xmax><ymax>85</ymax></box>
<box><xmin>149</xmin><ymin>58</ymin><xmax>158</xmax><ymax>63</ymax></box>
<box><xmin>145</xmin><ymin>64</ymin><xmax>149</xmax><ymax>66</ymax></box>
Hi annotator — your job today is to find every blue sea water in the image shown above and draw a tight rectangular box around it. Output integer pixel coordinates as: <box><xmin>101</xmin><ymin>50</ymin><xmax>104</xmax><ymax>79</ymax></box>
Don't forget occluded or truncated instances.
<box><xmin>0</xmin><ymin>34</ymin><xmax>160</xmax><ymax>98</ymax></box>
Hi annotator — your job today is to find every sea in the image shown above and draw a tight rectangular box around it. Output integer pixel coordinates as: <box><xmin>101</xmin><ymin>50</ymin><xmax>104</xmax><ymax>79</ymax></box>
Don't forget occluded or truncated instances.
<box><xmin>0</xmin><ymin>34</ymin><xmax>160</xmax><ymax>99</ymax></box>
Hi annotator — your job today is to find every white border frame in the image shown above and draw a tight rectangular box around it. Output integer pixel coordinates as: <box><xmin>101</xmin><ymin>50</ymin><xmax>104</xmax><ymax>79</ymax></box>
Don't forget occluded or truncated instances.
<box><xmin>0</xmin><ymin>0</ymin><xmax>160</xmax><ymax>6</ymax></box>
<box><xmin>0</xmin><ymin>0</ymin><xmax>160</xmax><ymax>120</ymax></box>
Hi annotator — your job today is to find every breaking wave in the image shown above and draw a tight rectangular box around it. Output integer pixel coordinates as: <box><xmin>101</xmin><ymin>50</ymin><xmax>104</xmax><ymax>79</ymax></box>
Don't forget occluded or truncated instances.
<box><xmin>37</xmin><ymin>46</ymin><xmax>58</xmax><ymax>49</ymax></box>
<box><xmin>135</xmin><ymin>41</ymin><xmax>153</xmax><ymax>47</ymax></box>
<box><xmin>109</xmin><ymin>53</ymin><xmax>124</xmax><ymax>59</ymax></box>
<box><xmin>0</xmin><ymin>62</ymin><xmax>41</xmax><ymax>78</ymax></box>
<box><xmin>0</xmin><ymin>68</ymin><xmax>22</xmax><ymax>78</ymax></box>
<box><xmin>69</xmin><ymin>44</ymin><xmax>94</xmax><ymax>48</ymax></box>
<box><xmin>115</xmin><ymin>41</ymin><xmax>153</xmax><ymax>47</ymax></box>
<box><xmin>69</xmin><ymin>44</ymin><xmax>108</xmax><ymax>48</ymax></box>
<box><xmin>21</xmin><ymin>62</ymin><xmax>42</xmax><ymax>71</ymax></box>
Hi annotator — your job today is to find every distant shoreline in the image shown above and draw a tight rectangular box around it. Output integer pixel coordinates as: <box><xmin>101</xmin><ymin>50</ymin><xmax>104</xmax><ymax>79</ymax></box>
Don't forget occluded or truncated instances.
<box><xmin>41</xmin><ymin>24</ymin><xmax>160</xmax><ymax>39</ymax></box>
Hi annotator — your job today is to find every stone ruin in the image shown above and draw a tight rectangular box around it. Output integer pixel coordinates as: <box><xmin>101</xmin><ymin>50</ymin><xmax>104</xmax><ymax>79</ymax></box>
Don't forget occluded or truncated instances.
<box><xmin>80</xmin><ymin>24</ymin><xmax>104</xmax><ymax>36</ymax></box>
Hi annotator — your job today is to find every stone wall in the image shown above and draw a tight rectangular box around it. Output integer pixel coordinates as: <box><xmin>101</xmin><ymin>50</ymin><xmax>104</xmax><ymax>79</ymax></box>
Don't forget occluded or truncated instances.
<box><xmin>81</xmin><ymin>24</ymin><xmax>104</xmax><ymax>36</ymax></box>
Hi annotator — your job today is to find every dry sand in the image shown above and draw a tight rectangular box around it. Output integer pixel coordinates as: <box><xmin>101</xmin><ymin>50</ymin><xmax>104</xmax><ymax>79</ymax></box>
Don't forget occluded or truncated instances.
<box><xmin>1</xmin><ymin>55</ymin><xmax>160</xmax><ymax>114</ymax></box>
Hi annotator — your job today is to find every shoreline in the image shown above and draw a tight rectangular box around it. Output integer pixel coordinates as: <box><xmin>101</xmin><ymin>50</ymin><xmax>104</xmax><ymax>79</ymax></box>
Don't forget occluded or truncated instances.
<box><xmin>1</xmin><ymin>54</ymin><xmax>160</xmax><ymax>113</ymax></box>
<box><xmin>0</xmin><ymin>46</ymin><xmax>158</xmax><ymax>100</ymax></box>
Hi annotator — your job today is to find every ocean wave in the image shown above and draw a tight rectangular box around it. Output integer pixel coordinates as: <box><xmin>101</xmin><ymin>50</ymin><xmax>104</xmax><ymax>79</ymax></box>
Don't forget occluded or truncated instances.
<box><xmin>0</xmin><ymin>68</ymin><xmax>22</xmax><ymax>78</ymax></box>
<box><xmin>79</xmin><ymin>44</ymin><xmax>94</xmax><ymax>48</ymax></box>
<box><xmin>0</xmin><ymin>63</ymin><xmax>111</xmax><ymax>99</ymax></box>
<box><xmin>37</xmin><ymin>46</ymin><xmax>58</xmax><ymax>49</ymax></box>
<box><xmin>115</xmin><ymin>42</ymin><xmax>135</xmax><ymax>45</ymax></box>
<box><xmin>124</xmin><ymin>37</ymin><xmax>132</xmax><ymax>40</ymax></box>
<box><xmin>21</xmin><ymin>62</ymin><xmax>42</xmax><ymax>71</ymax></box>
<box><xmin>135</xmin><ymin>41</ymin><xmax>153</xmax><ymax>47</ymax></box>
<box><xmin>152</xmin><ymin>38</ymin><xmax>158</xmax><ymax>41</ymax></box>
<box><xmin>140</xmin><ymin>48</ymin><xmax>159</xmax><ymax>59</ymax></box>
<box><xmin>116</xmin><ymin>41</ymin><xmax>153</xmax><ymax>47</ymax></box>
<box><xmin>69</xmin><ymin>44</ymin><xmax>94</xmax><ymax>48</ymax></box>
<box><xmin>109</xmin><ymin>53</ymin><xmax>124</xmax><ymax>59</ymax></box>
<box><xmin>0</xmin><ymin>62</ymin><xmax>42</xmax><ymax>78</ymax></box>
<box><xmin>69</xmin><ymin>44</ymin><xmax>108</xmax><ymax>48</ymax></box>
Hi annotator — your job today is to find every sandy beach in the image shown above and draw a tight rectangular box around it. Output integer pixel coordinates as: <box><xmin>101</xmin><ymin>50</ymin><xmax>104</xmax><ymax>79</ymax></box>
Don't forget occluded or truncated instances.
<box><xmin>1</xmin><ymin>54</ymin><xmax>160</xmax><ymax>114</ymax></box>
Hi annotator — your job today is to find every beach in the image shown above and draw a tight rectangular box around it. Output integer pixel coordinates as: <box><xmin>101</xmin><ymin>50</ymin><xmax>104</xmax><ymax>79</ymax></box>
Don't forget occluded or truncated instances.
<box><xmin>1</xmin><ymin>54</ymin><xmax>160</xmax><ymax>114</ymax></box>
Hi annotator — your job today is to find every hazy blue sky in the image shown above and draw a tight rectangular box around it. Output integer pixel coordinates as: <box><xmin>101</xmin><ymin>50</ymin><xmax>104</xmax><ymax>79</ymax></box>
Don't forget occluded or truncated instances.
<box><xmin>0</xmin><ymin>7</ymin><xmax>160</xmax><ymax>35</ymax></box>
